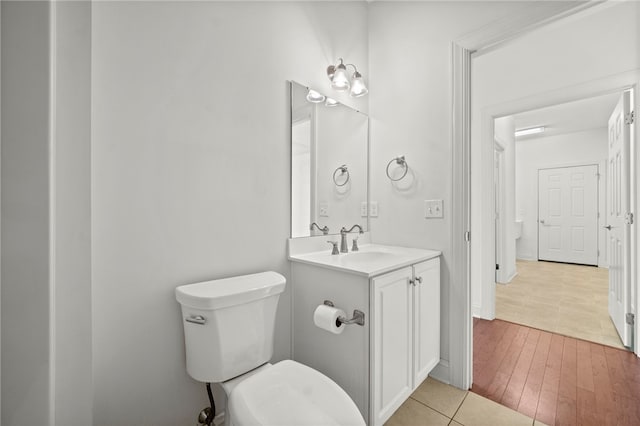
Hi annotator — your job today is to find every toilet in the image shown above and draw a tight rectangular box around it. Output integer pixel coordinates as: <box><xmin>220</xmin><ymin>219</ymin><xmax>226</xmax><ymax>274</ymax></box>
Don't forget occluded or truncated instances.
<box><xmin>176</xmin><ymin>271</ymin><xmax>365</xmax><ymax>426</ymax></box>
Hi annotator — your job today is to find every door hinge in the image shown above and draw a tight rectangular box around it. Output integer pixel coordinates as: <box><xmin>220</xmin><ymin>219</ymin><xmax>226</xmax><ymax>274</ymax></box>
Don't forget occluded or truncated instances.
<box><xmin>625</xmin><ymin>110</ymin><xmax>635</xmax><ymax>125</ymax></box>
<box><xmin>465</xmin><ymin>231</ymin><xmax>471</xmax><ymax>242</ymax></box>
<box><xmin>625</xmin><ymin>212</ymin><xmax>634</xmax><ymax>225</ymax></box>
<box><xmin>626</xmin><ymin>313</ymin><xmax>635</xmax><ymax>326</ymax></box>
<box><xmin>496</xmin><ymin>264</ymin><xmax>500</xmax><ymax>271</ymax></box>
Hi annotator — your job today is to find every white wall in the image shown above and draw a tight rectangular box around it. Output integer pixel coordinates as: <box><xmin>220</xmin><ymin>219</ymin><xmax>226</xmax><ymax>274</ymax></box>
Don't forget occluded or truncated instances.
<box><xmin>53</xmin><ymin>2</ymin><xmax>93</xmax><ymax>424</ymax></box>
<box><xmin>91</xmin><ymin>2</ymin><xmax>368</xmax><ymax>425</ymax></box>
<box><xmin>515</xmin><ymin>128</ymin><xmax>608</xmax><ymax>262</ymax></box>
<box><xmin>368</xmin><ymin>0</ymin><xmax>540</xmax><ymax>383</ymax></box>
<box><xmin>495</xmin><ymin>116</ymin><xmax>516</xmax><ymax>284</ymax></box>
<box><xmin>1</xmin><ymin>2</ymin><xmax>51</xmax><ymax>424</ymax></box>
<box><xmin>471</xmin><ymin>1</ymin><xmax>640</xmax><ymax>320</ymax></box>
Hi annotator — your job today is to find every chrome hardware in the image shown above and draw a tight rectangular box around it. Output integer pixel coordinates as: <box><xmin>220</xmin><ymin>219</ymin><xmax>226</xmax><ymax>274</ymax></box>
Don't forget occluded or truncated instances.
<box><xmin>386</xmin><ymin>156</ymin><xmax>409</xmax><ymax>181</ymax></box>
<box><xmin>539</xmin><ymin>219</ymin><xmax>546</xmax><ymax>224</ymax></box>
<box><xmin>333</xmin><ymin>164</ymin><xmax>350</xmax><ymax>187</ymax></box>
<box><xmin>626</xmin><ymin>212</ymin><xmax>634</xmax><ymax>225</ymax></box>
<box><xmin>626</xmin><ymin>313</ymin><xmax>635</xmax><ymax>326</ymax></box>
<box><xmin>340</xmin><ymin>224</ymin><xmax>364</xmax><ymax>253</ymax></box>
<box><xmin>415</xmin><ymin>276</ymin><xmax>423</xmax><ymax>284</ymax></box>
<box><xmin>351</xmin><ymin>235</ymin><xmax>360</xmax><ymax>252</ymax></box>
<box><xmin>310</xmin><ymin>222</ymin><xmax>329</xmax><ymax>235</ymax></box>
<box><xmin>625</xmin><ymin>111</ymin><xmax>634</xmax><ymax>125</ymax></box>
<box><xmin>186</xmin><ymin>315</ymin><xmax>206</xmax><ymax>325</ymax></box>
<box><xmin>327</xmin><ymin>241</ymin><xmax>339</xmax><ymax>255</ymax></box>
<box><xmin>323</xmin><ymin>300</ymin><xmax>365</xmax><ymax>326</ymax></box>
<box><xmin>604</xmin><ymin>225</ymin><xmax>613</xmax><ymax>230</ymax></box>
<box><xmin>410</xmin><ymin>276</ymin><xmax>423</xmax><ymax>286</ymax></box>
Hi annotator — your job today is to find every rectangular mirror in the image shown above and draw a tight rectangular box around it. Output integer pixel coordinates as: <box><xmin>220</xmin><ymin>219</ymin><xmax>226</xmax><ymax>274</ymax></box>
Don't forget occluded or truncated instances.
<box><xmin>290</xmin><ymin>81</ymin><xmax>369</xmax><ymax>238</ymax></box>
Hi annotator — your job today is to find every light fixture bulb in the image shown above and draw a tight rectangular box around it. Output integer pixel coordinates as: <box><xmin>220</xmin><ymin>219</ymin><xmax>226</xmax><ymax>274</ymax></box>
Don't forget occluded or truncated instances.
<box><xmin>325</xmin><ymin>98</ymin><xmax>339</xmax><ymax>107</ymax></box>
<box><xmin>306</xmin><ymin>89</ymin><xmax>326</xmax><ymax>103</ymax></box>
<box><xmin>349</xmin><ymin>71</ymin><xmax>368</xmax><ymax>97</ymax></box>
<box><xmin>331</xmin><ymin>63</ymin><xmax>350</xmax><ymax>91</ymax></box>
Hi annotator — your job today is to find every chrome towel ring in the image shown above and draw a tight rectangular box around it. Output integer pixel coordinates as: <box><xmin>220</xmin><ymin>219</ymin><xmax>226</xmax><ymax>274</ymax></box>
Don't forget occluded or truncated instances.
<box><xmin>386</xmin><ymin>156</ymin><xmax>409</xmax><ymax>181</ymax></box>
<box><xmin>333</xmin><ymin>164</ymin><xmax>350</xmax><ymax>186</ymax></box>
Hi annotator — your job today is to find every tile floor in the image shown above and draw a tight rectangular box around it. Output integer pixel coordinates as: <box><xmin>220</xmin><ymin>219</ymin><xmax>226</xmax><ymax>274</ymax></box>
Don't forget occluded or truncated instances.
<box><xmin>495</xmin><ymin>260</ymin><xmax>624</xmax><ymax>349</ymax></box>
<box><xmin>385</xmin><ymin>377</ymin><xmax>546</xmax><ymax>426</ymax></box>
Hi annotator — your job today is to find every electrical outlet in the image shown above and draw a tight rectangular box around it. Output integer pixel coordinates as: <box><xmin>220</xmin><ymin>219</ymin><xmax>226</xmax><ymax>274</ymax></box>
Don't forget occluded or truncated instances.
<box><xmin>360</xmin><ymin>201</ymin><xmax>368</xmax><ymax>217</ymax></box>
<box><xmin>319</xmin><ymin>202</ymin><xmax>329</xmax><ymax>217</ymax></box>
<box><xmin>369</xmin><ymin>201</ymin><xmax>379</xmax><ymax>217</ymax></box>
<box><xmin>424</xmin><ymin>199</ymin><xmax>444</xmax><ymax>218</ymax></box>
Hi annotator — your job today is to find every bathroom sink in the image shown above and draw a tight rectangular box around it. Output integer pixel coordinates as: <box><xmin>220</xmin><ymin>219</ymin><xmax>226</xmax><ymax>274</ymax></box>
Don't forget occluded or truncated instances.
<box><xmin>338</xmin><ymin>250</ymin><xmax>400</xmax><ymax>265</ymax></box>
<box><xmin>288</xmin><ymin>243</ymin><xmax>441</xmax><ymax>277</ymax></box>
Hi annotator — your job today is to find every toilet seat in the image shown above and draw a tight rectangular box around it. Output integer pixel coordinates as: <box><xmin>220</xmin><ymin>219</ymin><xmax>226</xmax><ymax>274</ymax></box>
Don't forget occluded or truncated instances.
<box><xmin>228</xmin><ymin>360</ymin><xmax>365</xmax><ymax>426</ymax></box>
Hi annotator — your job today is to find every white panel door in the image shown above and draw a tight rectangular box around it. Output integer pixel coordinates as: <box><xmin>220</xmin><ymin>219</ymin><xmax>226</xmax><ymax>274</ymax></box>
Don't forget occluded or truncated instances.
<box><xmin>538</xmin><ymin>165</ymin><xmax>598</xmax><ymax>265</ymax></box>
<box><xmin>607</xmin><ymin>92</ymin><xmax>632</xmax><ymax>347</ymax></box>
<box><xmin>412</xmin><ymin>258</ymin><xmax>440</xmax><ymax>388</ymax></box>
<box><xmin>371</xmin><ymin>267</ymin><xmax>413</xmax><ymax>426</ymax></box>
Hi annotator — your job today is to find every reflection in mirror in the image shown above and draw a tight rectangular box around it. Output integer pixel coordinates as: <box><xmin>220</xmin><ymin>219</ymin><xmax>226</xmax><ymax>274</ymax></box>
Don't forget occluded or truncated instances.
<box><xmin>290</xmin><ymin>81</ymin><xmax>369</xmax><ymax>238</ymax></box>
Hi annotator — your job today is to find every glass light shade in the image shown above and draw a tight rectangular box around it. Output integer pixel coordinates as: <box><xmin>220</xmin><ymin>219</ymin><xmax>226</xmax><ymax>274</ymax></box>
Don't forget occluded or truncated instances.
<box><xmin>331</xmin><ymin>64</ymin><xmax>350</xmax><ymax>91</ymax></box>
<box><xmin>349</xmin><ymin>72</ymin><xmax>368</xmax><ymax>97</ymax></box>
<box><xmin>306</xmin><ymin>89</ymin><xmax>326</xmax><ymax>103</ymax></box>
<box><xmin>325</xmin><ymin>98</ymin><xmax>339</xmax><ymax>107</ymax></box>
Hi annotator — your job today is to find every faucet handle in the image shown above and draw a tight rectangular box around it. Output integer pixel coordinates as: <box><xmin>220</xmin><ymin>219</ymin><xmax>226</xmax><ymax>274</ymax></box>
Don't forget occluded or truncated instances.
<box><xmin>327</xmin><ymin>241</ymin><xmax>340</xmax><ymax>255</ymax></box>
<box><xmin>351</xmin><ymin>235</ymin><xmax>360</xmax><ymax>252</ymax></box>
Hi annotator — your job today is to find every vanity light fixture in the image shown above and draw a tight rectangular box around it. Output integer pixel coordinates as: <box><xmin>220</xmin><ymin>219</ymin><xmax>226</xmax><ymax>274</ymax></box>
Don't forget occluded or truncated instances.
<box><xmin>306</xmin><ymin>89</ymin><xmax>326</xmax><ymax>103</ymax></box>
<box><xmin>327</xmin><ymin>58</ymin><xmax>369</xmax><ymax>98</ymax></box>
<box><xmin>325</xmin><ymin>98</ymin><xmax>339</xmax><ymax>107</ymax></box>
<box><xmin>515</xmin><ymin>126</ymin><xmax>545</xmax><ymax>137</ymax></box>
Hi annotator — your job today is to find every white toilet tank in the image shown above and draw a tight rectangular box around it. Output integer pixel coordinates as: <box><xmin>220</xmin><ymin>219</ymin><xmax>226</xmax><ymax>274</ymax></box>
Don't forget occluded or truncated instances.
<box><xmin>175</xmin><ymin>271</ymin><xmax>286</xmax><ymax>383</ymax></box>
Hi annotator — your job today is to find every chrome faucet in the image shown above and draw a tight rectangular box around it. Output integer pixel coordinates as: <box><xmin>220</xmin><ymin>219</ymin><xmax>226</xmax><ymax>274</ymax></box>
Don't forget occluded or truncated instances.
<box><xmin>340</xmin><ymin>225</ymin><xmax>364</xmax><ymax>253</ymax></box>
<box><xmin>310</xmin><ymin>222</ymin><xmax>329</xmax><ymax>235</ymax></box>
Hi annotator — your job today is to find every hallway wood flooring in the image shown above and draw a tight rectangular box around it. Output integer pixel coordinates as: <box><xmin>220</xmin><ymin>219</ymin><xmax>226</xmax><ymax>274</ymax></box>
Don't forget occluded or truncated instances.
<box><xmin>472</xmin><ymin>318</ymin><xmax>640</xmax><ymax>426</ymax></box>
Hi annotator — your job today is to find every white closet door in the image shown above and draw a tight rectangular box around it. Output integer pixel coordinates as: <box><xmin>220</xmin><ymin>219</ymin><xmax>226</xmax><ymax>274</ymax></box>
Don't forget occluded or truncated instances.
<box><xmin>606</xmin><ymin>92</ymin><xmax>632</xmax><ymax>347</ymax></box>
<box><xmin>538</xmin><ymin>165</ymin><xmax>598</xmax><ymax>265</ymax></box>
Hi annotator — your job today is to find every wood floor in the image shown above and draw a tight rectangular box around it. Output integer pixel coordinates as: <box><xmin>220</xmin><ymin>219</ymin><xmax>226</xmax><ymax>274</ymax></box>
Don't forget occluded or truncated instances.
<box><xmin>472</xmin><ymin>318</ymin><xmax>640</xmax><ymax>426</ymax></box>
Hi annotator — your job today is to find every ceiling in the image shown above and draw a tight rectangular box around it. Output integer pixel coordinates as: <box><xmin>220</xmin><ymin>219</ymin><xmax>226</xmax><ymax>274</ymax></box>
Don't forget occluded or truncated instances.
<box><xmin>512</xmin><ymin>92</ymin><xmax>621</xmax><ymax>141</ymax></box>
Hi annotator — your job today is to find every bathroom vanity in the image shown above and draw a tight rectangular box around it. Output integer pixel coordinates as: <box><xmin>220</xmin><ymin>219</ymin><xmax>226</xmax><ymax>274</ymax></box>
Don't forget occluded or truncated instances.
<box><xmin>288</xmin><ymin>238</ymin><xmax>441</xmax><ymax>426</ymax></box>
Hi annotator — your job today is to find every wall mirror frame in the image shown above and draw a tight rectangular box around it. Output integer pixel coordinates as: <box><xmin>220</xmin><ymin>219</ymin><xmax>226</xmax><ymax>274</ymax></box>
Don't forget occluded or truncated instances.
<box><xmin>289</xmin><ymin>80</ymin><xmax>369</xmax><ymax>238</ymax></box>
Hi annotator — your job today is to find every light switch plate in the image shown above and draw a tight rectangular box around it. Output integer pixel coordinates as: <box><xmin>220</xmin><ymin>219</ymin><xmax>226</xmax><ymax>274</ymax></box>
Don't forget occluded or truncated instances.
<box><xmin>369</xmin><ymin>201</ymin><xmax>379</xmax><ymax>217</ymax></box>
<box><xmin>319</xmin><ymin>202</ymin><xmax>329</xmax><ymax>217</ymax></box>
<box><xmin>424</xmin><ymin>199</ymin><xmax>443</xmax><ymax>218</ymax></box>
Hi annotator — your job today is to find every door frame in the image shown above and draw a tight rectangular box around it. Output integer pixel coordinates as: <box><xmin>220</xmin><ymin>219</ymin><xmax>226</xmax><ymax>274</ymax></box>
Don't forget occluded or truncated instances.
<box><xmin>451</xmin><ymin>40</ymin><xmax>640</xmax><ymax>393</ymax></box>
<box><xmin>494</xmin><ymin>142</ymin><xmax>506</xmax><ymax>283</ymax></box>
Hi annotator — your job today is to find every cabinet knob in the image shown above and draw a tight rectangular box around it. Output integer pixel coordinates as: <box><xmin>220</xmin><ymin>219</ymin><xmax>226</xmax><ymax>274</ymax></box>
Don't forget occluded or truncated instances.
<box><xmin>415</xmin><ymin>276</ymin><xmax>423</xmax><ymax>284</ymax></box>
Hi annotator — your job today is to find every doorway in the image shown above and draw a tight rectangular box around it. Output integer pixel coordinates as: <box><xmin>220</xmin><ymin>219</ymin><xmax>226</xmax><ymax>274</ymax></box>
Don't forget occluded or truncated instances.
<box><xmin>490</xmin><ymin>92</ymin><xmax>631</xmax><ymax>350</ymax></box>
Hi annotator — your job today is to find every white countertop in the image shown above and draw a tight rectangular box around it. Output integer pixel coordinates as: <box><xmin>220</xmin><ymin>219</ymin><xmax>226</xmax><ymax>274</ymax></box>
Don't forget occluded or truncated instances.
<box><xmin>288</xmin><ymin>242</ymin><xmax>441</xmax><ymax>278</ymax></box>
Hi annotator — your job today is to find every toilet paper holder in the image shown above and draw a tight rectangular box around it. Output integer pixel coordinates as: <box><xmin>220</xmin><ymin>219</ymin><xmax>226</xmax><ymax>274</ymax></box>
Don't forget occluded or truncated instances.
<box><xmin>324</xmin><ymin>300</ymin><xmax>365</xmax><ymax>326</ymax></box>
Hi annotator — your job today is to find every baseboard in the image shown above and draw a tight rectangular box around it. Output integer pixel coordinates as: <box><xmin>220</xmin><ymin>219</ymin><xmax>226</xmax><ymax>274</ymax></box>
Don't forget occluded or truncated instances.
<box><xmin>429</xmin><ymin>359</ymin><xmax>450</xmax><ymax>385</ymax></box>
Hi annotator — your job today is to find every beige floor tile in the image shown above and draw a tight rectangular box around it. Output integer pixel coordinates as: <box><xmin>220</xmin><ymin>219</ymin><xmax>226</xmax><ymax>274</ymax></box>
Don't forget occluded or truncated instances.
<box><xmin>453</xmin><ymin>392</ymin><xmax>534</xmax><ymax>426</ymax></box>
<box><xmin>411</xmin><ymin>377</ymin><xmax>467</xmax><ymax>418</ymax></box>
<box><xmin>449</xmin><ymin>422</ymin><xmax>464</xmax><ymax>426</ymax></box>
<box><xmin>384</xmin><ymin>398</ymin><xmax>450</xmax><ymax>426</ymax></box>
<box><xmin>495</xmin><ymin>260</ymin><xmax>624</xmax><ymax>349</ymax></box>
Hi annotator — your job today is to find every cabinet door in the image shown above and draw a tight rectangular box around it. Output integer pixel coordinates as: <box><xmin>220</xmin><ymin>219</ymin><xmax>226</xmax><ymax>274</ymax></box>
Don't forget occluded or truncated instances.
<box><xmin>370</xmin><ymin>267</ymin><xmax>413</xmax><ymax>426</ymax></box>
<box><xmin>413</xmin><ymin>257</ymin><xmax>440</xmax><ymax>389</ymax></box>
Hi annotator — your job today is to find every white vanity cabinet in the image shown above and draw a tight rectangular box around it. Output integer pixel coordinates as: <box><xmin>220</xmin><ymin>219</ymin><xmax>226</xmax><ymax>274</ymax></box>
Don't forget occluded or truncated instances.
<box><xmin>289</xmin><ymin>243</ymin><xmax>440</xmax><ymax>426</ymax></box>
<box><xmin>370</xmin><ymin>257</ymin><xmax>440</xmax><ymax>426</ymax></box>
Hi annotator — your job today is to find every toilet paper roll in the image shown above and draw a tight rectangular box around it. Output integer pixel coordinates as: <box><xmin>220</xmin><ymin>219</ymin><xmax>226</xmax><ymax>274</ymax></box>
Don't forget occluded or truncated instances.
<box><xmin>313</xmin><ymin>304</ymin><xmax>346</xmax><ymax>335</ymax></box>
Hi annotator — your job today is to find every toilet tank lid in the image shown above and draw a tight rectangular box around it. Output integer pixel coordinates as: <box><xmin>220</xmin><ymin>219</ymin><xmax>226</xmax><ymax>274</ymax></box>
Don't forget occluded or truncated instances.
<box><xmin>175</xmin><ymin>271</ymin><xmax>286</xmax><ymax>310</ymax></box>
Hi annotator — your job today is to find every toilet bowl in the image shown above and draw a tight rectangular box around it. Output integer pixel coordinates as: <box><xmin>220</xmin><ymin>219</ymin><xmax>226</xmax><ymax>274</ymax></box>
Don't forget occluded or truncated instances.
<box><xmin>176</xmin><ymin>271</ymin><xmax>365</xmax><ymax>426</ymax></box>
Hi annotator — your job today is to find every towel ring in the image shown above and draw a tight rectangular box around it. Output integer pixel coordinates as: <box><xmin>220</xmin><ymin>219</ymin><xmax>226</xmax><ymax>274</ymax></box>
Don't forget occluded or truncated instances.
<box><xmin>386</xmin><ymin>156</ymin><xmax>409</xmax><ymax>181</ymax></box>
<box><xmin>333</xmin><ymin>165</ymin><xmax>350</xmax><ymax>187</ymax></box>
